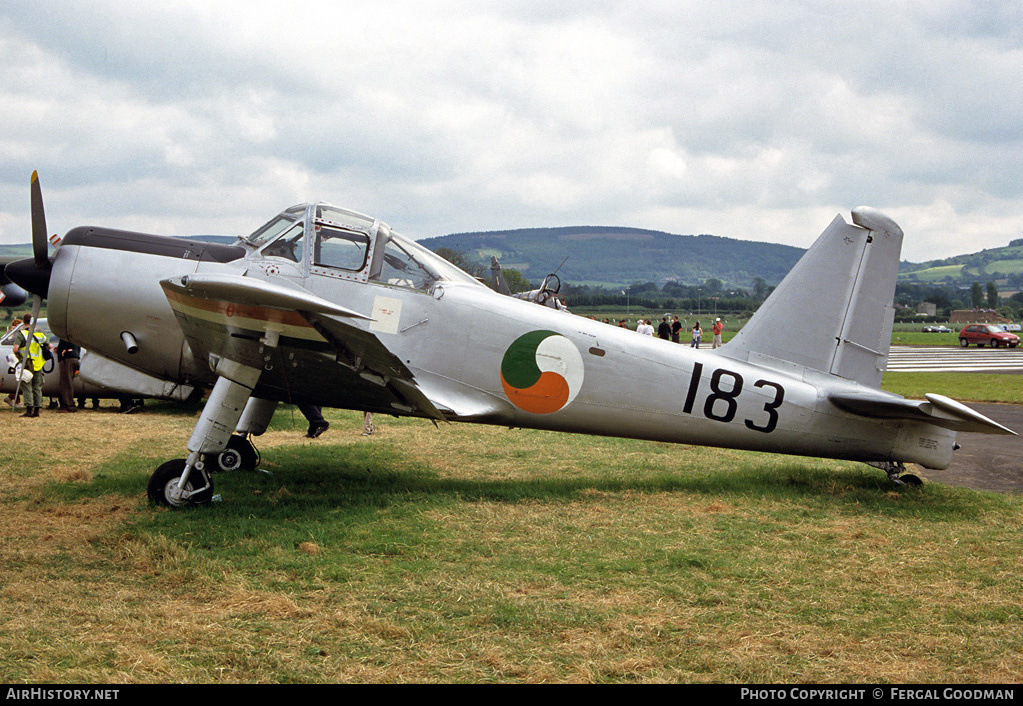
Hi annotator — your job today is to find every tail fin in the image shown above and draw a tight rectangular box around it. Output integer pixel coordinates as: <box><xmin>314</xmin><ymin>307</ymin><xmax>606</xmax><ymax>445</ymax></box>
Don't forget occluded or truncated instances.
<box><xmin>490</xmin><ymin>256</ymin><xmax>512</xmax><ymax>295</ymax></box>
<box><xmin>718</xmin><ymin>207</ymin><xmax>902</xmax><ymax>389</ymax></box>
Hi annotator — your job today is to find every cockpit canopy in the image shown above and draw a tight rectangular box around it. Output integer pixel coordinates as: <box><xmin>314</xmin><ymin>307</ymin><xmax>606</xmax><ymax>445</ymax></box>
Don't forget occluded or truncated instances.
<box><xmin>244</xmin><ymin>203</ymin><xmax>482</xmax><ymax>290</ymax></box>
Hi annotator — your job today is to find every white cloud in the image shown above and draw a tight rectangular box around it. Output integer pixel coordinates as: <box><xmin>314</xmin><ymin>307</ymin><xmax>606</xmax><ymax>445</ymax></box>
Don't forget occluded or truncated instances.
<box><xmin>1</xmin><ymin>0</ymin><xmax>1021</xmax><ymax>263</ymax></box>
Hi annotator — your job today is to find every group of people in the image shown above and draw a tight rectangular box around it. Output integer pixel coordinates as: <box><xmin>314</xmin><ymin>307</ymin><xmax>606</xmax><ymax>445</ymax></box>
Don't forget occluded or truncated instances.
<box><xmin>622</xmin><ymin>315</ymin><xmax>725</xmax><ymax>349</ymax></box>
<box><xmin>5</xmin><ymin>313</ymin><xmax>104</xmax><ymax>417</ymax></box>
<box><xmin>5</xmin><ymin>314</ymin><xmax>142</xmax><ymax>417</ymax></box>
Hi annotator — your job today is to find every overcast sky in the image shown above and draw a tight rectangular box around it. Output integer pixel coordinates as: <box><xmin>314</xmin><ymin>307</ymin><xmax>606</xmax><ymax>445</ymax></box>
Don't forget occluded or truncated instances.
<box><xmin>1</xmin><ymin>0</ymin><xmax>1021</xmax><ymax>262</ymax></box>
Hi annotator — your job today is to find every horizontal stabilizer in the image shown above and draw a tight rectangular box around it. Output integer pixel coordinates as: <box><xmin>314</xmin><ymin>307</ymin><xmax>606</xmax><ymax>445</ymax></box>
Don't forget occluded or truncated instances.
<box><xmin>829</xmin><ymin>390</ymin><xmax>1017</xmax><ymax>435</ymax></box>
<box><xmin>162</xmin><ymin>273</ymin><xmax>371</xmax><ymax>320</ymax></box>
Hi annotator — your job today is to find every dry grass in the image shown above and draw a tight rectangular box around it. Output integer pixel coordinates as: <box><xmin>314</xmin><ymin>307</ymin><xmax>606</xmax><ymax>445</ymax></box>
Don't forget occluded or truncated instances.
<box><xmin>1</xmin><ymin>404</ymin><xmax>1022</xmax><ymax>683</ymax></box>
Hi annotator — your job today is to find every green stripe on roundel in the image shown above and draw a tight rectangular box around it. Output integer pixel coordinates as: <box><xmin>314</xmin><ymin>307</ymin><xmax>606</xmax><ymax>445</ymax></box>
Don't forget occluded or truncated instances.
<box><xmin>500</xmin><ymin>330</ymin><xmax>558</xmax><ymax>390</ymax></box>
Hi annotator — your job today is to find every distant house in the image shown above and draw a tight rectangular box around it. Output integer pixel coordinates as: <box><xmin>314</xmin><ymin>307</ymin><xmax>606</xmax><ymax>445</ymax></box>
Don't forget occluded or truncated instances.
<box><xmin>949</xmin><ymin>309</ymin><xmax>1010</xmax><ymax>324</ymax></box>
<box><xmin>917</xmin><ymin>302</ymin><xmax>937</xmax><ymax>316</ymax></box>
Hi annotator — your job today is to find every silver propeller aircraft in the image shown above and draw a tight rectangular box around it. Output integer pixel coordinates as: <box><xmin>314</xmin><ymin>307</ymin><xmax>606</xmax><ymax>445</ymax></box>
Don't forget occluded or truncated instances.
<box><xmin>6</xmin><ymin>172</ymin><xmax>1016</xmax><ymax>507</ymax></box>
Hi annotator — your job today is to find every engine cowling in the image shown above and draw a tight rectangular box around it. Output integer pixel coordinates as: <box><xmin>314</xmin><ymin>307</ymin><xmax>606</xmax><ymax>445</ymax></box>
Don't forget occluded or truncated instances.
<box><xmin>44</xmin><ymin>226</ymin><xmax>247</xmax><ymax>386</ymax></box>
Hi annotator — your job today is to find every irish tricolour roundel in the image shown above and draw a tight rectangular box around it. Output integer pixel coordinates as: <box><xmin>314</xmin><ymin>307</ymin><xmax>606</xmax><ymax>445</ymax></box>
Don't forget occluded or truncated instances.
<box><xmin>500</xmin><ymin>330</ymin><xmax>584</xmax><ymax>414</ymax></box>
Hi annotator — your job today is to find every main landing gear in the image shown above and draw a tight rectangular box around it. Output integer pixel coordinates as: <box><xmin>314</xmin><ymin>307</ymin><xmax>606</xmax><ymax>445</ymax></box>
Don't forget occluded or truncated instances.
<box><xmin>148</xmin><ymin>458</ymin><xmax>215</xmax><ymax>507</ymax></box>
<box><xmin>148</xmin><ymin>358</ymin><xmax>267</xmax><ymax>508</ymax></box>
<box><xmin>147</xmin><ymin>434</ymin><xmax>261</xmax><ymax>507</ymax></box>
<box><xmin>869</xmin><ymin>461</ymin><xmax>923</xmax><ymax>487</ymax></box>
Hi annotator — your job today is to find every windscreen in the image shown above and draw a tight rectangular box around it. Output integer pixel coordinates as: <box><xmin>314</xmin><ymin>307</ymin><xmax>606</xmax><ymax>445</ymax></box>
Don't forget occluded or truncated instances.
<box><xmin>246</xmin><ymin>206</ymin><xmax>305</xmax><ymax>248</ymax></box>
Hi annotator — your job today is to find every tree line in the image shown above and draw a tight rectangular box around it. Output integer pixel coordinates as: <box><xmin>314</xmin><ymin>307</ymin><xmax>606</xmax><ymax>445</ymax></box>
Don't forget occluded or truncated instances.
<box><xmin>433</xmin><ymin>246</ymin><xmax>1022</xmax><ymax>321</ymax></box>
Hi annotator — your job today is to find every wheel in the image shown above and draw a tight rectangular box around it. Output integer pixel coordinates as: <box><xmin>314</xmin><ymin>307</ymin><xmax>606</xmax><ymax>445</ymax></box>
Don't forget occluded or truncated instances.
<box><xmin>899</xmin><ymin>473</ymin><xmax>923</xmax><ymax>487</ymax></box>
<box><xmin>148</xmin><ymin>459</ymin><xmax>214</xmax><ymax>507</ymax></box>
<box><xmin>991</xmin><ymin>339</ymin><xmax>1000</xmax><ymax>348</ymax></box>
<box><xmin>959</xmin><ymin>338</ymin><xmax>969</xmax><ymax>347</ymax></box>
<box><xmin>208</xmin><ymin>435</ymin><xmax>259</xmax><ymax>472</ymax></box>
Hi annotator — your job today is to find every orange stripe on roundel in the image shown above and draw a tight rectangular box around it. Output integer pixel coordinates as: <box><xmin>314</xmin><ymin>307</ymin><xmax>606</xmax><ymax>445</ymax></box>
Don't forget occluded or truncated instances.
<box><xmin>501</xmin><ymin>371</ymin><xmax>570</xmax><ymax>414</ymax></box>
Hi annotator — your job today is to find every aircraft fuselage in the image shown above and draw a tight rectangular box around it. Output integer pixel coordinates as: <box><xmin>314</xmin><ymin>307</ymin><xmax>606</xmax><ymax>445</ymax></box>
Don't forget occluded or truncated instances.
<box><xmin>45</xmin><ymin>227</ymin><xmax>956</xmax><ymax>470</ymax></box>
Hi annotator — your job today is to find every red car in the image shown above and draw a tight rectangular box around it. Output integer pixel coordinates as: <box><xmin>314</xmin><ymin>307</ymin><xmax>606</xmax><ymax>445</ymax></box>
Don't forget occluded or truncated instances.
<box><xmin>958</xmin><ymin>324</ymin><xmax>1020</xmax><ymax>348</ymax></box>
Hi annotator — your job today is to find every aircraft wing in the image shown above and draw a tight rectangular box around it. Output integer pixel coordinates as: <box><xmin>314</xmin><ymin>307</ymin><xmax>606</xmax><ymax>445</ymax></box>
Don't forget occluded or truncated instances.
<box><xmin>164</xmin><ymin>273</ymin><xmax>371</xmax><ymax>320</ymax></box>
<box><xmin>160</xmin><ymin>274</ymin><xmax>447</xmax><ymax>421</ymax></box>
<box><xmin>829</xmin><ymin>390</ymin><xmax>1017</xmax><ymax>435</ymax></box>
<box><xmin>303</xmin><ymin>310</ymin><xmax>448</xmax><ymax>421</ymax></box>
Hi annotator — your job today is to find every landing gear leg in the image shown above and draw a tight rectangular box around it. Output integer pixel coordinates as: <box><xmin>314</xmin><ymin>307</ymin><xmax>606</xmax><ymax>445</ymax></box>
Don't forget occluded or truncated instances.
<box><xmin>869</xmin><ymin>461</ymin><xmax>923</xmax><ymax>487</ymax></box>
<box><xmin>149</xmin><ymin>359</ymin><xmax>261</xmax><ymax>507</ymax></box>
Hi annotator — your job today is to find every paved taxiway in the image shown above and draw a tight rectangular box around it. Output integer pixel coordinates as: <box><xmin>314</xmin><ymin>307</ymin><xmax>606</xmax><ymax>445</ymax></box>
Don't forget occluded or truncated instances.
<box><xmin>885</xmin><ymin>346</ymin><xmax>1021</xmax><ymax>493</ymax></box>
<box><xmin>916</xmin><ymin>403</ymin><xmax>1023</xmax><ymax>494</ymax></box>
<box><xmin>887</xmin><ymin>345</ymin><xmax>1023</xmax><ymax>373</ymax></box>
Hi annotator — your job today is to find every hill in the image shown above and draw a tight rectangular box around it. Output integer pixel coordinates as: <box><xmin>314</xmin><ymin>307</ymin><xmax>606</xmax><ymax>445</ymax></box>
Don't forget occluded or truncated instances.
<box><xmin>899</xmin><ymin>240</ymin><xmax>1023</xmax><ymax>286</ymax></box>
<box><xmin>419</xmin><ymin>226</ymin><xmax>805</xmax><ymax>289</ymax></box>
<box><xmin>12</xmin><ymin>228</ymin><xmax>1019</xmax><ymax>292</ymax></box>
<box><xmin>0</xmin><ymin>244</ymin><xmax>33</xmax><ymax>259</ymax></box>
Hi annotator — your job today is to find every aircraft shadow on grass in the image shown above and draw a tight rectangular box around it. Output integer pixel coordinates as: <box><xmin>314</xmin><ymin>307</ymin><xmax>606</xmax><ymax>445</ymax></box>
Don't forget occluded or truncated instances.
<box><xmin>55</xmin><ymin>441</ymin><xmax>990</xmax><ymax>525</ymax></box>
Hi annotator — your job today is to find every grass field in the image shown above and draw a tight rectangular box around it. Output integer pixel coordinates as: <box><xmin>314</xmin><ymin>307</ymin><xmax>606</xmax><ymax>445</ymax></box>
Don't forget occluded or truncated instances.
<box><xmin>0</xmin><ymin>374</ymin><xmax>1021</xmax><ymax>683</ymax></box>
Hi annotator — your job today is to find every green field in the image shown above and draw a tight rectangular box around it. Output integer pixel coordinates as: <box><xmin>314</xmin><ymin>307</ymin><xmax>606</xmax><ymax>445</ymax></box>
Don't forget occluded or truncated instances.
<box><xmin>883</xmin><ymin>372</ymin><xmax>1023</xmax><ymax>404</ymax></box>
<box><xmin>988</xmin><ymin>259</ymin><xmax>1023</xmax><ymax>275</ymax></box>
<box><xmin>899</xmin><ymin>264</ymin><xmax>965</xmax><ymax>282</ymax></box>
<box><xmin>0</xmin><ymin>368</ymin><xmax>1021</xmax><ymax>683</ymax></box>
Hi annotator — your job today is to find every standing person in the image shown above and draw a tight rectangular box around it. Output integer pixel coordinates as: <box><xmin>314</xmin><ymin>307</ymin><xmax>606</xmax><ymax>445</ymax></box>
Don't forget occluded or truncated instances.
<box><xmin>657</xmin><ymin>317</ymin><xmax>671</xmax><ymax>340</ymax></box>
<box><xmin>637</xmin><ymin>319</ymin><xmax>655</xmax><ymax>336</ymax></box>
<box><xmin>691</xmin><ymin>321</ymin><xmax>702</xmax><ymax>349</ymax></box>
<box><xmin>299</xmin><ymin>404</ymin><xmax>329</xmax><ymax>438</ymax></box>
<box><xmin>4</xmin><ymin>322</ymin><xmax>21</xmax><ymax>409</ymax></box>
<box><xmin>13</xmin><ymin>314</ymin><xmax>49</xmax><ymax>418</ymax></box>
<box><xmin>712</xmin><ymin>318</ymin><xmax>724</xmax><ymax>349</ymax></box>
<box><xmin>56</xmin><ymin>338</ymin><xmax>80</xmax><ymax>412</ymax></box>
<box><xmin>362</xmin><ymin>411</ymin><xmax>375</xmax><ymax>436</ymax></box>
<box><xmin>670</xmin><ymin>316</ymin><xmax>682</xmax><ymax>343</ymax></box>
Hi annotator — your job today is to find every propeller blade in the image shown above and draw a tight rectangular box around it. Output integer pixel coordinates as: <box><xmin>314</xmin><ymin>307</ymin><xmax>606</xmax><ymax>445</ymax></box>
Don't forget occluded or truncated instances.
<box><xmin>30</xmin><ymin>171</ymin><xmax>49</xmax><ymax>268</ymax></box>
<box><xmin>28</xmin><ymin>295</ymin><xmax>41</xmax><ymax>336</ymax></box>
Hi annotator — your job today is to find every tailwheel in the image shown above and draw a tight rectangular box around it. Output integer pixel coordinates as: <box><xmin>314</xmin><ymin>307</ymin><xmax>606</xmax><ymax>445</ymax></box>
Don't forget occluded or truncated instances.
<box><xmin>148</xmin><ymin>459</ymin><xmax>215</xmax><ymax>507</ymax></box>
<box><xmin>208</xmin><ymin>434</ymin><xmax>260</xmax><ymax>473</ymax></box>
<box><xmin>868</xmin><ymin>461</ymin><xmax>924</xmax><ymax>488</ymax></box>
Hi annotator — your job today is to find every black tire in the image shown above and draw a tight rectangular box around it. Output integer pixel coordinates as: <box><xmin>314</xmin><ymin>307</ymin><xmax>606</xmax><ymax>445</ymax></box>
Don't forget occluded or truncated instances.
<box><xmin>209</xmin><ymin>435</ymin><xmax>259</xmax><ymax>473</ymax></box>
<box><xmin>899</xmin><ymin>474</ymin><xmax>923</xmax><ymax>487</ymax></box>
<box><xmin>148</xmin><ymin>459</ymin><xmax>214</xmax><ymax>507</ymax></box>
<box><xmin>959</xmin><ymin>338</ymin><xmax>969</xmax><ymax>347</ymax></box>
<box><xmin>991</xmin><ymin>339</ymin><xmax>1000</xmax><ymax>348</ymax></box>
